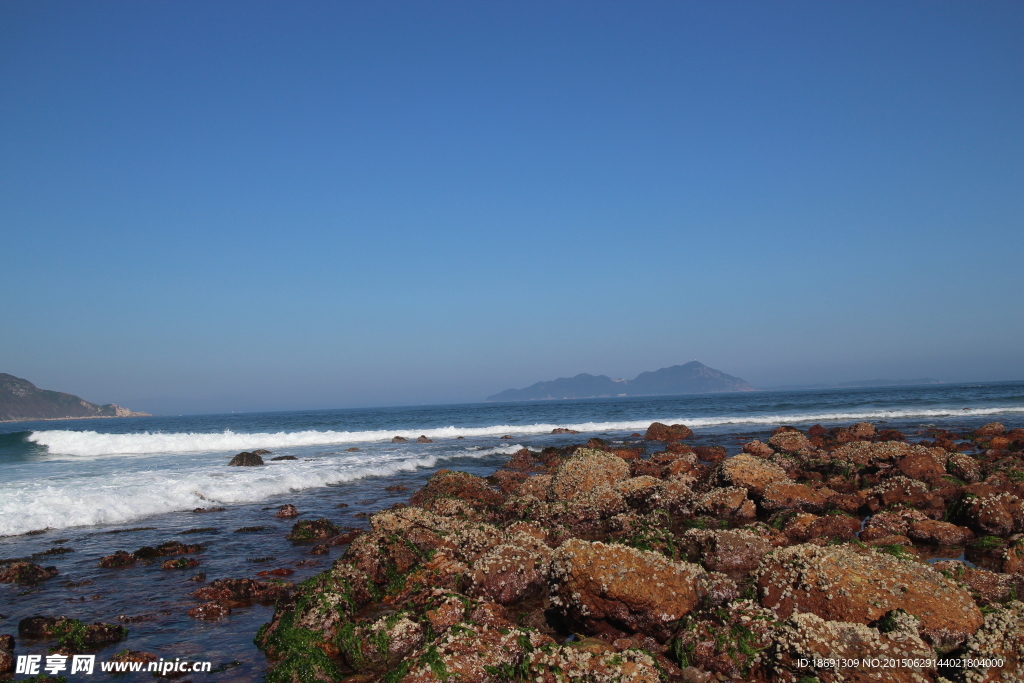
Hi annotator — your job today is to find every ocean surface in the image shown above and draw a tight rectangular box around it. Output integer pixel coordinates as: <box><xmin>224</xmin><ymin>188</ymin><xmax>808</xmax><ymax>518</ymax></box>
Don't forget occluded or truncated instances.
<box><xmin>1</xmin><ymin>381</ymin><xmax>1022</xmax><ymax>680</ymax></box>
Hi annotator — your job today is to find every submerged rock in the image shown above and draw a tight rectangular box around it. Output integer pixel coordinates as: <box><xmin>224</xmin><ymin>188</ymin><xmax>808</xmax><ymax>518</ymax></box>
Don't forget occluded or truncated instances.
<box><xmin>0</xmin><ymin>562</ymin><xmax>57</xmax><ymax>585</ymax></box>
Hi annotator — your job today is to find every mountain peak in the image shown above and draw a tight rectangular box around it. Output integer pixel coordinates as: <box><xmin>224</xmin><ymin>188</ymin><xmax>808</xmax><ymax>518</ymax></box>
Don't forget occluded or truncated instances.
<box><xmin>486</xmin><ymin>362</ymin><xmax>752</xmax><ymax>402</ymax></box>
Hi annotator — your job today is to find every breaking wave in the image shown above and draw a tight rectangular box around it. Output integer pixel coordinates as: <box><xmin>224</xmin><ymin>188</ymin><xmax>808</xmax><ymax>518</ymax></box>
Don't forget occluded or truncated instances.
<box><xmin>27</xmin><ymin>405</ymin><xmax>1024</xmax><ymax>456</ymax></box>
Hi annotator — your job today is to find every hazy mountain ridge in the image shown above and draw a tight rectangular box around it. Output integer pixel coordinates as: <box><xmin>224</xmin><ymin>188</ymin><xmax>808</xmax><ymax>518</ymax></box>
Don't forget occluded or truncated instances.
<box><xmin>0</xmin><ymin>373</ymin><xmax>150</xmax><ymax>422</ymax></box>
<box><xmin>486</xmin><ymin>361</ymin><xmax>753</xmax><ymax>402</ymax></box>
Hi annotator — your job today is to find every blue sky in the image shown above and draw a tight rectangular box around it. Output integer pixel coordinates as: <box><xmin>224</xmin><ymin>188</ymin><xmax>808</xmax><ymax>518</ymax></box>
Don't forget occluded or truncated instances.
<box><xmin>1</xmin><ymin>1</ymin><xmax>1021</xmax><ymax>414</ymax></box>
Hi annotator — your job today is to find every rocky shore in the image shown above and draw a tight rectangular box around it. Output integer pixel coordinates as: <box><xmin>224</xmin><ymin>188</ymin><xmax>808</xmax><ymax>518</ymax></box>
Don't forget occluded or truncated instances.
<box><xmin>3</xmin><ymin>420</ymin><xmax>1023</xmax><ymax>682</ymax></box>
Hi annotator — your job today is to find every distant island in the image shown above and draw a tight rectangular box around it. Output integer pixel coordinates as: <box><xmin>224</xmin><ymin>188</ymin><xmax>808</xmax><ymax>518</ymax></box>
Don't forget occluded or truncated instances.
<box><xmin>486</xmin><ymin>361</ymin><xmax>753</xmax><ymax>402</ymax></box>
<box><xmin>0</xmin><ymin>373</ymin><xmax>150</xmax><ymax>422</ymax></box>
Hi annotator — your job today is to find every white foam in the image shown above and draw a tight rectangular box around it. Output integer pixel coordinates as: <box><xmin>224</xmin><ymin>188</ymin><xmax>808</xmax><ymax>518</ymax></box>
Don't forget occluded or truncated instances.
<box><xmin>0</xmin><ymin>446</ymin><xmax>523</xmax><ymax>537</ymax></box>
<box><xmin>27</xmin><ymin>405</ymin><xmax>1024</xmax><ymax>456</ymax></box>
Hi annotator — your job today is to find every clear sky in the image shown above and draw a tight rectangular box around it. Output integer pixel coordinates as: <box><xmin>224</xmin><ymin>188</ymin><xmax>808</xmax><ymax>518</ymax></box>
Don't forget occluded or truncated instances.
<box><xmin>1</xmin><ymin>1</ymin><xmax>1022</xmax><ymax>414</ymax></box>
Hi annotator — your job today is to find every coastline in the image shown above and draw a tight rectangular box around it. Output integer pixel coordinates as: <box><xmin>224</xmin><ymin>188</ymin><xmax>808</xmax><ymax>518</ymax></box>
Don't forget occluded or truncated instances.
<box><xmin>3</xmin><ymin>418</ymin><xmax>1022</xmax><ymax>681</ymax></box>
<box><xmin>0</xmin><ymin>414</ymin><xmax>151</xmax><ymax>424</ymax></box>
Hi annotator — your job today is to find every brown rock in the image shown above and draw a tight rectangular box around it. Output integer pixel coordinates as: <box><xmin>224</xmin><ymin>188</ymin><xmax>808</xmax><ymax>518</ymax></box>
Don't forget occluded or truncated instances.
<box><xmin>644</xmin><ymin>422</ymin><xmax>694</xmax><ymax>441</ymax></box>
<box><xmin>805</xmin><ymin>514</ymin><xmax>861</xmax><ymax>542</ymax></box>
<box><xmin>416</xmin><ymin>435</ymin><xmax>434</xmax><ymax>443</ymax></box>
<box><xmin>191</xmin><ymin>578</ymin><xmax>292</xmax><ymax>604</ymax></box>
<box><xmin>768</xmin><ymin>430</ymin><xmax>812</xmax><ymax>453</ymax></box>
<box><xmin>547</xmin><ymin>448</ymin><xmax>630</xmax><ymax>502</ymax></box>
<box><xmin>551</xmin><ymin>428</ymin><xmax>580</xmax><ymax>434</ymax></box>
<box><xmin>286</xmin><ymin>518</ymin><xmax>340</xmax><ymax>541</ymax></box>
<box><xmin>274</xmin><ymin>504</ymin><xmax>299</xmax><ymax>518</ymax></box>
<box><xmin>947</xmin><ymin>453</ymin><xmax>982</xmax><ymax>483</ymax></box>
<box><xmin>769</xmin><ymin>612</ymin><xmax>937</xmax><ymax>683</ymax></box>
<box><xmin>549</xmin><ymin>539</ymin><xmax>708</xmax><ymax>641</ymax></box>
<box><xmin>760</xmin><ymin>481</ymin><xmax>828</xmax><ymax>513</ymax></box>
<box><xmin>897</xmin><ymin>453</ymin><xmax>946</xmax><ymax>482</ymax></box>
<box><xmin>692</xmin><ymin>445</ymin><xmax>727</xmax><ymax>463</ymax></box>
<box><xmin>741</xmin><ymin>439</ymin><xmax>774</xmax><ymax>458</ymax></box>
<box><xmin>951</xmin><ymin>600</ymin><xmax>1024</xmax><ymax>683</ymax></box>
<box><xmin>694</xmin><ymin>486</ymin><xmax>756</xmax><ymax>521</ymax></box>
<box><xmin>961</xmin><ymin>490</ymin><xmax>1024</xmax><ymax>537</ymax></box>
<box><xmin>713</xmin><ymin>454</ymin><xmax>789</xmax><ymax>498</ymax></box>
<box><xmin>409</xmin><ymin>469</ymin><xmax>504</xmax><ymax>509</ymax></box>
<box><xmin>975</xmin><ymin>422</ymin><xmax>1006</xmax><ymax>437</ymax></box>
<box><xmin>907</xmin><ymin>519</ymin><xmax>974</xmax><ymax>545</ymax></box>
<box><xmin>0</xmin><ymin>562</ymin><xmax>57</xmax><ymax>585</ymax></box>
<box><xmin>469</xmin><ymin>536</ymin><xmax>551</xmax><ymax>605</ymax></box>
<box><xmin>391</xmin><ymin>436</ymin><xmax>407</xmax><ymax>442</ymax></box>
<box><xmin>681</xmin><ymin>528</ymin><xmax>772</xmax><ymax>575</ymax></box>
<box><xmin>188</xmin><ymin>602</ymin><xmax>230</xmax><ymax>620</ymax></box>
<box><xmin>755</xmin><ymin>543</ymin><xmax>983</xmax><ymax>648</ymax></box>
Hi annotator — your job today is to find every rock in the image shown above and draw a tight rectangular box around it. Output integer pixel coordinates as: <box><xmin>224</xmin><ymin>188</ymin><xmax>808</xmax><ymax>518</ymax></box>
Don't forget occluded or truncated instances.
<box><xmin>960</xmin><ymin>490</ymin><xmax>1024</xmax><ymax>537</ymax></box>
<box><xmin>287</xmin><ymin>518</ymin><xmax>340</xmax><ymax>541</ymax></box>
<box><xmin>804</xmin><ymin>513</ymin><xmax>862</xmax><ymax>542</ymax></box>
<box><xmin>549</xmin><ymin>538</ymin><xmax>708</xmax><ymax>642</ymax></box>
<box><xmin>859</xmin><ymin>509</ymin><xmax>929</xmax><ymax>542</ymax></box>
<box><xmin>948</xmin><ymin>600</ymin><xmax>1023</xmax><ymax>682</ymax></box>
<box><xmin>251</xmin><ymin>449</ymin><xmax>271</xmax><ymax>455</ymax></box>
<box><xmin>416</xmin><ymin>435</ymin><xmax>434</xmax><ymax>443</ymax></box>
<box><xmin>0</xmin><ymin>562</ymin><xmax>57</xmax><ymax>585</ymax></box>
<box><xmin>188</xmin><ymin>602</ymin><xmax>230</xmax><ymax>620</ymax></box>
<box><xmin>18</xmin><ymin>617</ymin><xmax>125</xmax><ymax>652</ymax></box>
<box><xmin>694</xmin><ymin>487</ymin><xmax>756</xmax><ymax>521</ymax></box>
<box><xmin>310</xmin><ymin>544</ymin><xmax>329</xmax><ymax>555</ymax></box>
<box><xmin>338</xmin><ymin>612</ymin><xmax>425</xmax><ymax>673</ymax></box>
<box><xmin>933</xmin><ymin>561</ymin><xmax>1015</xmax><ymax>605</ymax></box>
<box><xmin>681</xmin><ymin>528</ymin><xmax>773</xmax><ymax>575</ymax></box>
<box><xmin>742</xmin><ymin>440</ymin><xmax>774</xmax><ymax>458</ymax></box>
<box><xmin>228</xmin><ymin>451</ymin><xmax>265</xmax><ymax>466</ymax></box>
<box><xmin>274</xmin><ymin>504</ymin><xmax>299</xmax><ymax>518</ymax></box>
<box><xmin>409</xmin><ymin>469</ymin><xmax>504</xmax><ymax>510</ymax></box>
<box><xmin>754</xmin><ymin>543</ymin><xmax>983</xmax><ymax>648</ymax></box>
<box><xmin>673</xmin><ymin>600</ymin><xmax>778</xmax><ymax>679</ymax></box>
<box><xmin>344</xmin><ymin>447</ymin><xmax>359</xmax><ymax>451</ymax></box>
<box><xmin>18</xmin><ymin>616</ymin><xmax>57</xmax><ymax>638</ymax></box>
<box><xmin>759</xmin><ymin>481</ymin><xmax>828</xmax><ymax>513</ymax></box>
<box><xmin>644</xmin><ymin>422</ymin><xmax>693</xmax><ymax>441</ymax></box>
<box><xmin>191</xmin><ymin>578</ymin><xmax>292</xmax><ymax>604</ymax></box>
<box><xmin>768</xmin><ymin>612</ymin><xmax>936</xmax><ymax>683</ymax></box>
<box><xmin>907</xmin><ymin>519</ymin><xmax>974</xmax><ymax>545</ymax></box>
<box><xmin>614</xmin><ymin>476</ymin><xmax>665</xmax><ymax>512</ymax></box>
<box><xmin>500</xmin><ymin>434</ymin><xmax>513</xmax><ymax>439</ymax></box>
<box><xmin>469</xmin><ymin>536</ymin><xmax>551</xmax><ymax>605</ymax></box>
<box><xmin>975</xmin><ymin>422</ymin><xmax>1007</xmax><ymax>437</ymax></box>
<box><xmin>547</xmin><ymin>448</ymin><xmax>630</xmax><ymax>502</ymax></box>
<box><xmin>551</xmin><ymin>428</ymin><xmax>580</xmax><ymax>434</ymax></box>
<box><xmin>270</xmin><ymin>455</ymin><xmax>297</xmax><ymax>461</ymax></box>
<box><xmin>132</xmin><ymin>541</ymin><xmax>202</xmax><ymax>559</ymax></box>
<box><xmin>768</xmin><ymin>429</ymin><xmax>813</xmax><ymax>453</ymax></box>
<box><xmin>398</xmin><ymin>624</ymin><xmax>555</xmax><ymax>682</ymax></box>
<box><xmin>384</xmin><ymin>484</ymin><xmax>408</xmax><ymax>491</ymax></box>
<box><xmin>713</xmin><ymin>454</ymin><xmax>789</xmax><ymax>498</ymax></box>
<box><xmin>692</xmin><ymin>445</ymin><xmax>727</xmax><ymax>463</ymax></box>
<box><xmin>160</xmin><ymin>557</ymin><xmax>200</xmax><ymax>570</ymax></box>
<box><xmin>896</xmin><ymin>452</ymin><xmax>946</xmax><ymax>482</ymax></box>
<box><xmin>948</xmin><ymin>453</ymin><xmax>982</xmax><ymax>482</ymax></box>
<box><xmin>391</xmin><ymin>436</ymin><xmax>407</xmax><ymax>442</ymax></box>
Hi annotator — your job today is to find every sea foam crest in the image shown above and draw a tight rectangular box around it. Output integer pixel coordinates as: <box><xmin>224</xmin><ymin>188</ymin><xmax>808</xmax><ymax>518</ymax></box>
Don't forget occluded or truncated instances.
<box><xmin>0</xmin><ymin>444</ymin><xmax>524</xmax><ymax>537</ymax></box>
<box><xmin>26</xmin><ymin>405</ymin><xmax>1024</xmax><ymax>456</ymax></box>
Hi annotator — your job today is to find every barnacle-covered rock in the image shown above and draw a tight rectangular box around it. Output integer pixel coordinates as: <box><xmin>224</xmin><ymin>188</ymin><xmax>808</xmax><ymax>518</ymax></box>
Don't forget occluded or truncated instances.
<box><xmin>547</xmin><ymin>448</ymin><xmax>630</xmax><ymax>502</ymax></box>
<box><xmin>754</xmin><ymin>543</ymin><xmax>983</xmax><ymax>649</ymax></box>
<box><xmin>713</xmin><ymin>453</ymin><xmax>790</xmax><ymax>498</ymax></box>
<box><xmin>548</xmin><ymin>539</ymin><xmax>708</xmax><ymax>642</ymax></box>
<box><xmin>768</xmin><ymin>611</ymin><xmax>936</xmax><ymax>682</ymax></box>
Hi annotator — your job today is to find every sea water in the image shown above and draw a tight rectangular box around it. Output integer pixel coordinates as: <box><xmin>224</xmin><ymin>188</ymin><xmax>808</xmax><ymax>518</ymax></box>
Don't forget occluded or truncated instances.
<box><xmin>0</xmin><ymin>381</ymin><xmax>1022</xmax><ymax>680</ymax></box>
